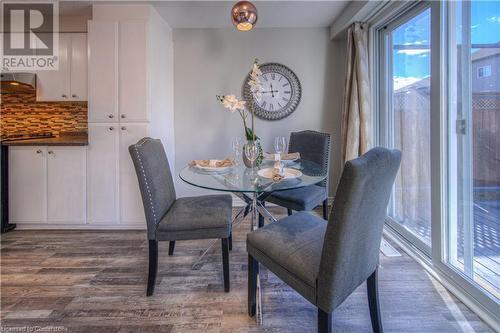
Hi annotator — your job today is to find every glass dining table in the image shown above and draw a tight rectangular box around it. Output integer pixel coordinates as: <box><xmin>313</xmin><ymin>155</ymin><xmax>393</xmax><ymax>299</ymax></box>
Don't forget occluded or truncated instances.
<box><xmin>179</xmin><ymin>159</ymin><xmax>327</xmax><ymax>324</ymax></box>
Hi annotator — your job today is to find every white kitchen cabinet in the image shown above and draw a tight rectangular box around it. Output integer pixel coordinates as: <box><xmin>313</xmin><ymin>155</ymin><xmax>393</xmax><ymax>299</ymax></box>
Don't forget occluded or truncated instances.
<box><xmin>119</xmin><ymin>123</ymin><xmax>148</xmax><ymax>225</ymax></box>
<box><xmin>119</xmin><ymin>20</ymin><xmax>149</xmax><ymax>122</ymax></box>
<box><xmin>9</xmin><ymin>146</ymin><xmax>86</xmax><ymax>225</ymax></box>
<box><xmin>9</xmin><ymin>147</ymin><xmax>47</xmax><ymax>223</ymax></box>
<box><xmin>36</xmin><ymin>33</ymin><xmax>70</xmax><ymax>101</ymax></box>
<box><xmin>86</xmin><ymin>123</ymin><xmax>148</xmax><ymax>226</ymax></box>
<box><xmin>36</xmin><ymin>33</ymin><xmax>88</xmax><ymax>102</ymax></box>
<box><xmin>88</xmin><ymin>20</ymin><xmax>149</xmax><ymax>123</ymax></box>
<box><xmin>88</xmin><ymin>21</ymin><xmax>118</xmax><ymax>122</ymax></box>
<box><xmin>69</xmin><ymin>33</ymin><xmax>88</xmax><ymax>101</ymax></box>
<box><xmin>85</xmin><ymin>5</ymin><xmax>173</xmax><ymax>229</ymax></box>
<box><xmin>47</xmin><ymin>147</ymin><xmax>86</xmax><ymax>223</ymax></box>
<box><xmin>87</xmin><ymin>124</ymin><xmax>119</xmax><ymax>224</ymax></box>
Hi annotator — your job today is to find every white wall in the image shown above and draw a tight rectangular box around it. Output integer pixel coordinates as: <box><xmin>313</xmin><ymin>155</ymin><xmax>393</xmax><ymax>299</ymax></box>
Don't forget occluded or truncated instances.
<box><xmin>173</xmin><ymin>27</ymin><xmax>346</xmax><ymax>198</ymax></box>
<box><xmin>149</xmin><ymin>8</ymin><xmax>175</xmax><ymax>171</ymax></box>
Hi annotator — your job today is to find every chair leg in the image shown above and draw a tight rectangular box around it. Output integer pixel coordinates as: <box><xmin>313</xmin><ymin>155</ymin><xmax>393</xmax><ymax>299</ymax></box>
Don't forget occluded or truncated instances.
<box><xmin>287</xmin><ymin>208</ymin><xmax>293</xmax><ymax>216</ymax></box>
<box><xmin>248</xmin><ymin>254</ymin><xmax>258</xmax><ymax>317</ymax></box>
<box><xmin>228</xmin><ymin>233</ymin><xmax>233</xmax><ymax>251</ymax></box>
<box><xmin>322</xmin><ymin>199</ymin><xmax>328</xmax><ymax>220</ymax></box>
<box><xmin>258</xmin><ymin>202</ymin><xmax>265</xmax><ymax>228</ymax></box>
<box><xmin>147</xmin><ymin>240</ymin><xmax>158</xmax><ymax>296</ymax></box>
<box><xmin>318</xmin><ymin>308</ymin><xmax>332</xmax><ymax>333</ymax></box>
<box><xmin>367</xmin><ymin>269</ymin><xmax>383</xmax><ymax>333</ymax></box>
<box><xmin>168</xmin><ymin>241</ymin><xmax>175</xmax><ymax>256</ymax></box>
<box><xmin>221</xmin><ymin>238</ymin><xmax>230</xmax><ymax>292</ymax></box>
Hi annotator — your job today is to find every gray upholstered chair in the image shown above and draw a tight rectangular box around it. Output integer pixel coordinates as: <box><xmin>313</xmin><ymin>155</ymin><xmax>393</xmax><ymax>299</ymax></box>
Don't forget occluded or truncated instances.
<box><xmin>247</xmin><ymin>147</ymin><xmax>401</xmax><ymax>333</ymax></box>
<box><xmin>264</xmin><ymin>130</ymin><xmax>331</xmax><ymax>220</ymax></box>
<box><xmin>129</xmin><ymin>138</ymin><xmax>232</xmax><ymax>296</ymax></box>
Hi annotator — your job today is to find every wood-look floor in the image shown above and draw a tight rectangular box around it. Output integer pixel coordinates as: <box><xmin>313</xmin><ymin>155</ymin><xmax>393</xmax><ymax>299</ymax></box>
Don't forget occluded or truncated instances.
<box><xmin>1</xmin><ymin>208</ymin><xmax>494</xmax><ymax>332</ymax></box>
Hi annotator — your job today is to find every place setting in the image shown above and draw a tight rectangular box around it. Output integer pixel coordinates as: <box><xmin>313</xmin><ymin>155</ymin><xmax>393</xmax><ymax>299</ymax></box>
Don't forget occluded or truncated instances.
<box><xmin>260</xmin><ymin>136</ymin><xmax>302</xmax><ymax>182</ymax></box>
<box><xmin>188</xmin><ymin>157</ymin><xmax>235</xmax><ymax>174</ymax></box>
<box><xmin>187</xmin><ymin>134</ymin><xmax>304</xmax><ymax>185</ymax></box>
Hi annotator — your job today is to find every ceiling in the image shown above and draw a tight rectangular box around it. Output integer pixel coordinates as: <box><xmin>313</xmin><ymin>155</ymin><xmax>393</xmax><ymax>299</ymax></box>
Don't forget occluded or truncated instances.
<box><xmin>153</xmin><ymin>1</ymin><xmax>349</xmax><ymax>28</ymax></box>
<box><xmin>60</xmin><ymin>2</ymin><xmax>93</xmax><ymax>17</ymax></box>
<box><xmin>60</xmin><ymin>1</ymin><xmax>349</xmax><ymax>29</ymax></box>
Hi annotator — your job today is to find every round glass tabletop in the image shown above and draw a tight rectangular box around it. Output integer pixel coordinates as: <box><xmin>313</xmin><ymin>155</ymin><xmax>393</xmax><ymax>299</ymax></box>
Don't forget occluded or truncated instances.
<box><xmin>179</xmin><ymin>159</ymin><xmax>327</xmax><ymax>194</ymax></box>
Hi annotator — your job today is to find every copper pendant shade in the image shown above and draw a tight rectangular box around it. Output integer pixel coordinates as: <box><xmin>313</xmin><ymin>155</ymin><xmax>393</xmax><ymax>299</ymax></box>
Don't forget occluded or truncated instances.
<box><xmin>231</xmin><ymin>1</ymin><xmax>258</xmax><ymax>31</ymax></box>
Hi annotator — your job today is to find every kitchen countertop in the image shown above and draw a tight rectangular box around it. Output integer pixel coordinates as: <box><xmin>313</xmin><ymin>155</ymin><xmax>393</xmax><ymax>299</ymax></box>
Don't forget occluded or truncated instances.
<box><xmin>1</xmin><ymin>134</ymin><xmax>88</xmax><ymax>146</ymax></box>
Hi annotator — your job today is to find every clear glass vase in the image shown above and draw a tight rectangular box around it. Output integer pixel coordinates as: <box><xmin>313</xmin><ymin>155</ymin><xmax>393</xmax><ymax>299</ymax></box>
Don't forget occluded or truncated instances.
<box><xmin>243</xmin><ymin>139</ymin><xmax>263</xmax><ymax>168</ymax></box>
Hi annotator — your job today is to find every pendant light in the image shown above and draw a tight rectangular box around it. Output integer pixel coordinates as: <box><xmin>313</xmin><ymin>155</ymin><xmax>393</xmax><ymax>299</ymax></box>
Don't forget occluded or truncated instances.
<box><xmin>231</xmin><ymin>1</ymin><xmax>258</xmax><ymax>31</ymax></box>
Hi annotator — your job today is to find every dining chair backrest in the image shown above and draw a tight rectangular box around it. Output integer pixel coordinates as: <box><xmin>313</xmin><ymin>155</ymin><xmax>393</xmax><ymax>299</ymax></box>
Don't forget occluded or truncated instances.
<box><xmin>288</xmin><ymin>130</ymin><xmax>331</xmax><ymax>188</ymax></box>
<box><xmin>129</xmin><ymin>137</ymin><xmax>177</xmax><ymax>240</ymax></box>
<box><xmin>317</xmin><ymin>147</ymin><xmax>401</xmax><ymax>313</ymax></box>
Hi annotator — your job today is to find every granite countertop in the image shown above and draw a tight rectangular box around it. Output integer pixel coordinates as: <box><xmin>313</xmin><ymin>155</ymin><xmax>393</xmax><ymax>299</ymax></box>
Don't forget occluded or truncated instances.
<box><xmin>1</xmin><ymin>133</ymin><xmax>88</xmax><ymax>146</ymax></box>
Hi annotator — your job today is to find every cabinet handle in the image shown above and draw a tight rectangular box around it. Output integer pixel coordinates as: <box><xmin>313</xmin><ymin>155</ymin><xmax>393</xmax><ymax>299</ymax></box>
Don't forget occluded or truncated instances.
<box><xmin>109</xmin><ymin>126</ymin><xmax>114</xmax><ymax>131</ymax></box>
<box><xmin>36</xmin><ymin>150</ymin><xmax>42</xmax><ymax>154</ymax></box>
<box><xmin>72</xmin><ymin>94</ymin><xmax>78</xmax><ymax>98</ymax></box>
<box><xmin>121</xmin><ymin>126</ymin><xmax>126</xmax><ymax>131</ymax></box>
<box><xmin>108</xmin><ymin>114</ymin><xmax>114</xmax><ymax>119</ymax></box>
<box><xmin>121</xmin><ymin>114</ymin><xmax>126</xmax><ymax>119</ymax></box>
<box><xmin>61</xmin><ymin>94</ymin><xmax>67</xmax><ymax>98</ymax></box>
<box><xmin>48</xmin><ymin>150</ymin><xmax>54</xmax><ymax>154</ymax></box>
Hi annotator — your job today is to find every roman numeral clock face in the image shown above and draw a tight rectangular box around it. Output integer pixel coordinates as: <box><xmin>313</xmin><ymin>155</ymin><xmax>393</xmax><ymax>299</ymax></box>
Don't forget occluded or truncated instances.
<box><xmin>259</xmin><ymin>73</ymin><xmax>291</xmax><ymax>112</ymax></box>
<box><xmin>243</xmin><ymin>63</ymin><xmax>301</xmax><ymax>121</ymax></box>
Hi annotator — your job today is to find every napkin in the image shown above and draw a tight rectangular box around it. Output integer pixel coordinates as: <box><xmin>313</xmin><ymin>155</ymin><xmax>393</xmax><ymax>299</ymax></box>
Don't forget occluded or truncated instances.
<box><xmin>189</xmin><ymin>158</ymin><xmax>234</xmax><ymax>168</ymax></box>
<box><xmin>272</xmin><ymin>170</ymin><xmax>284</xmax><ymax>182</ymax></box>
<box><xmin>264</xmin><ymin>152</ymin><xmax>300</xmax><ymax>161</ymax></box>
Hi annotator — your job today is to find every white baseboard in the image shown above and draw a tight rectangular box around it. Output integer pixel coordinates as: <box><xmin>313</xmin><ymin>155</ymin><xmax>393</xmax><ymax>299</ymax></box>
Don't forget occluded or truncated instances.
<box><xmin>12</xmin><ymin>197</ymin><xmax>335</xmax><ymax>230</ymax></box>
<box><xmin>14</xmin><ymin>224</ymin><xmax>146</xmax><ymax>230</ymax></box>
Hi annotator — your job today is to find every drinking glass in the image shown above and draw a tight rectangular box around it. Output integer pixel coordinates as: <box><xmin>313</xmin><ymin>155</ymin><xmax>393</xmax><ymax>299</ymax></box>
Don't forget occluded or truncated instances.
<box><xmin>274</xmin><ymin>136</ymin><xmax>287</xmax><ymax>167</ymax></box>
<box><xmin>244</xmin><ymin>142</ymin><xmax>258</xmax><ymax>174</ymax></box>
<box><xmin>274</xmin><ymin>136</ymin><xmax>287</xmax><ymax>155</ymax></box>
<box><xmin>232</xmin><ymin>137</ymin><xmax>244</xmax><ymax>166</ymax></box>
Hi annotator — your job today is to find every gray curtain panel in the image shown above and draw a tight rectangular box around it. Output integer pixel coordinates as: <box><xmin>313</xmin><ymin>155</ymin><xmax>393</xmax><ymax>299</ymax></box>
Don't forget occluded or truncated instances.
<box><xmin>342</xmin><ymin>22</ymin><xmax>371</xmax><ymax>163</ymax></box>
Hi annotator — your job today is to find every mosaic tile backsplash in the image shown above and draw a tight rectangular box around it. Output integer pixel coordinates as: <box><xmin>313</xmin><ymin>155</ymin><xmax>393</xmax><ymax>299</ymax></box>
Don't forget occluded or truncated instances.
<box><xmin>0</xmin><ymin>90</ymin><xmax>87</xmax><ymax>137</ymax></box>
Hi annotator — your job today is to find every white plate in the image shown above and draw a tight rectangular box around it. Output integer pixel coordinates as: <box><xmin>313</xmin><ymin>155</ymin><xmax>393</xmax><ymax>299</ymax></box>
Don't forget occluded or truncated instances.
<box><xmin>257</xmin><ymin>167</ymin><xmax>303</xmax><ymax>179</ymax></box>
<box><xmin>193</xmin><ymin>160</ymin><xmax>233</xmax><ymax>172</ymax></box>
<box><xmin>194</xmin><ymin>165</ymin><xmax>232</xmax><ymax>173</ymax></box>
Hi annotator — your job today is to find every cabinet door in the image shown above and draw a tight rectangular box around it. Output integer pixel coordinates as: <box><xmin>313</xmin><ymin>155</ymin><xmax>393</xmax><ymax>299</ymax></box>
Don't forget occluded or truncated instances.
<box><xmin>119</xmin><ymin>123</ymin><xmax>148</xmax><ymax>225</ymax></box>
<box><xmin>87</xmin><ymin>124</ymin><xmax>119</xmax><ymax>224</ymax></box>
<box><xmin>47</xmin><ymin>147</ymin><xmax>86</xmax><ymax>223</ymax></box>
<box><xmin>9</xmin><ymin>147</ymin><xmax>47</xmax><ymax>223</ymax></box>
<box><xmin>88</xmin><ymin>21</ymin><xmax>118</xmax><ymax>122</ymax></box>
<box><xmin>36</xmin><ymin>34</ymin><xmax>70</xmax><ymax>101</ymax></box>
<box><xmin>119</xmin><ymin>20</ymin><xmax>149</xmax><ymax>122</ymax></box>
<box><xmin>69</xmin><ymin>33</ymin><xmax>88</xmax><ymax>101</ymax></box>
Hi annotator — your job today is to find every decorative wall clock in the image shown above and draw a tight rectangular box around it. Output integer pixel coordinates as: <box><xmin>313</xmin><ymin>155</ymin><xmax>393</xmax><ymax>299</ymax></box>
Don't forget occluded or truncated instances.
<box><xmin>243</xmin><ymin>62</ymin><xmax>301</xmax><ymax>120</ymax></box>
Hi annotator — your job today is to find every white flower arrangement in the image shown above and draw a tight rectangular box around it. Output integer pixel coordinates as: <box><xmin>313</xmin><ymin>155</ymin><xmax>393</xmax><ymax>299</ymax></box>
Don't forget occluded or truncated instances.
<box><xmin>216</xmin><ymin>59</ymin><xmax>263</xmax><ymax>141</ymax></box>
<box><xmin>248</xmin><ymin>60</ymin><xmax>263</xmax><ymax>101</ymax></box>
<box><xmin>219</xmin><ymin>94</ymin><xmax>246</xmax><ymax>113</ymax></box>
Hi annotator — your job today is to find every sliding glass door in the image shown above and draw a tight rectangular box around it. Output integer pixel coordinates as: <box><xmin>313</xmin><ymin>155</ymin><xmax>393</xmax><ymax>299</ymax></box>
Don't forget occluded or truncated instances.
<box><xmin>447</xmin><ymin>0</ymin><xmax>500</xmax><ymax>300</ymax></box>
<box><xmin>376</xmin><ymin>0</ymin><xmax>499</xmax><ymax>320</ymax></box>
<box><xmin>380</xmin><ymin>3</ymin><xmax>432</xmax><ymax>254</ymax></box>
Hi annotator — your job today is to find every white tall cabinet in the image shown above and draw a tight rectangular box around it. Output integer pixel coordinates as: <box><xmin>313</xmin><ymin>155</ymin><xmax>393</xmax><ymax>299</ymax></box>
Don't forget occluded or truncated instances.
<box><xmin>86</xmin><ymin>124</ymin><xmax>119</xmax><ymax>224</ymax></box>
<box><xmin>88</xmin><ymin>21</ymin><xmax>118</xmax><ymax>122</ymax></box>
<box><xmin>86</xmin><ymin>4</ymin><xmax>174</xmax><ymax>228</ymax></box>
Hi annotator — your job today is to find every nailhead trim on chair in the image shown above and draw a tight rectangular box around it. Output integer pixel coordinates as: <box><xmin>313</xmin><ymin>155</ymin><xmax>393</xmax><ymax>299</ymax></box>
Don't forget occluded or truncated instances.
<box><xmin>289</xmin><ymin>130</ymin><xmax>331</xmax><ymax>189</ymax></box>
<box><xmin>133</xmin><ymin>139</ymin><xmax>158</xmax><ymax>224</ymax></box>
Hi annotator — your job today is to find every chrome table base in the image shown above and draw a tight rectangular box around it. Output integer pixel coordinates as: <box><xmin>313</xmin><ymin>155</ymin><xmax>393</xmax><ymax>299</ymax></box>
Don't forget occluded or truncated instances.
<box><xmin>191</xmin><ymin>191</ymin><xmax>276</xmax><ymax>325</ymax></box>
